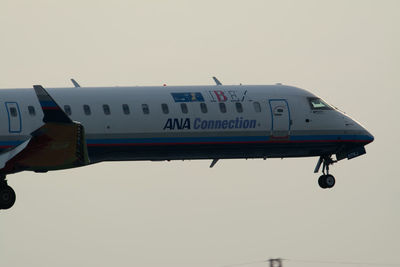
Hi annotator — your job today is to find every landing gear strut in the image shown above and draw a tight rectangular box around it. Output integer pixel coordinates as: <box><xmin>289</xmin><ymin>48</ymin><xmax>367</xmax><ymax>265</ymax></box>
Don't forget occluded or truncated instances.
<box><xmin>0</xmin><ymin>175</ymin><xmax>16</xmax><ymax>210</ymax></box>
<box><xmin>314</xmin><ymin>155</ymin><xmax>336</xmax><ymax>189</ymax></box>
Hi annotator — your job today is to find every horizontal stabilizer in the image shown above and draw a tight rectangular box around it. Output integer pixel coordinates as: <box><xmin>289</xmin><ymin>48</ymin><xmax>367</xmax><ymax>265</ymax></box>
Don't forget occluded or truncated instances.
<box><xmin>33</xmin><ymin>85</ymin><xmax>72</xmax><ymax>124</ymax></box>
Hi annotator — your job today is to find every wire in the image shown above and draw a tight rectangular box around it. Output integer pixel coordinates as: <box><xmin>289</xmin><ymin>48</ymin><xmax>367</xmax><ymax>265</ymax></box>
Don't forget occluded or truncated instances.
<box><xmin>222</xmin><ymin>259</ymin><xmax>268</xmax><ymax>267</ymax></box>
<box><xmin>287</xmin><ymin>259</ymin><xmax>400</xmax><ymax>266</ymax></box>
<box><xmin>222</xmin><ymin>258</ymin><xmax>400</xmax><ymax>267</ymax></box>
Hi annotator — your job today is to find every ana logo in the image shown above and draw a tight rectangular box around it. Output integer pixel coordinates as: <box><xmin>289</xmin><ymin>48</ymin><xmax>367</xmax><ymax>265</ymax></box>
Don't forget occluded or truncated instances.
<box><xmin>163</xmin><ymin>118</ymin><xmax>191</xmax><ymax>130</ymax></box>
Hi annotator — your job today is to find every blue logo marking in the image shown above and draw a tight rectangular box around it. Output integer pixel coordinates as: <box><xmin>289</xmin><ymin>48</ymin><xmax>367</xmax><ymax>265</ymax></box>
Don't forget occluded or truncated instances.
<box><xmin>171</xmin><ymin>92</ymin><xmax>204</xmax><ymax>102</ymax></box>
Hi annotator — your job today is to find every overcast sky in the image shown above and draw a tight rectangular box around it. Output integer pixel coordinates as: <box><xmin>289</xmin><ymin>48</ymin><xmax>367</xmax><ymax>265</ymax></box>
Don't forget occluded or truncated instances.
<box><xmin>0</xmin><ymin>1</ymin><xmax>399</xmax><ymax>267</ymax></box>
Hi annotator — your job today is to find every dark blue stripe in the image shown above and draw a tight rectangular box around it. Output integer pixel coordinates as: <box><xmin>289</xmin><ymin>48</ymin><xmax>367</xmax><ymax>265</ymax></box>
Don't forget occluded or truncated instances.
<box><xmin>290</xmin><ymin>135</ymin><xmax>373</xmax><ymax>141</ymax></box>
<box><xmin>87</xmin><ymin>136</ymin><xmax>268</xmax><ymax>145</ymax></box>
<box><xmin>0</xmin><ymin>140</ymin><xmax>25</xmax><ymax>147</ymax></box>
<box><xmin>86</xmin><ymin>135</ymin><xmax>373</xmax><ymax>145</ymax></box>
<box><xmin>0</xmin><ymin>135</ymin><xmax>372</xmax><ymax>148</ymax></box>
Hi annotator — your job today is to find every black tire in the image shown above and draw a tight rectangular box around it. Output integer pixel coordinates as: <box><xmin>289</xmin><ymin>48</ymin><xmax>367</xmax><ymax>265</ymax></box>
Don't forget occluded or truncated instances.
<box><xmin>0</xmin><ymin>186</ymin><xmax>16</xmax><ymax>210</ymax></box>
<box><xmin>318</xmin><ymin>175</ymin><xmax>328</xmax><ymax>189</ymax></box>
<box><xmin>325</xmin><ymin>174</ymin><xmax>336</xmax><ymax>188</ymax></box>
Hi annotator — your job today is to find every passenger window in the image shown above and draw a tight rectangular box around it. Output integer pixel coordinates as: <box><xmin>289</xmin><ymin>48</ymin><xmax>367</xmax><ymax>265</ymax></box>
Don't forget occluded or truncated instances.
<box><xmin>161</xmin><ymin>103</ymin><xmax>169</xmax><ymax>114</ymax></box>
<box><xmin>103</xmin><ymin>104</ymin><xmax>111</xmax><ymax>115</ymax></box>
<box><xmin>122</xmin><ymin>104</ymin><xmax>130</xmax><ymax>115</ymax></box>
<box><xmin>83</xmin><ymin>105</ymin><xmax>91</xmax><ymax>115</ymax></box>
<box><xmin>219</xmin><ymin>103</ymin><xmax>227</xmax><ymax>113</ymax></box>
<box><xmin>10</xmin><ymin>107</ymin><xmax>17</xmax><ymax>117</ymax></box>
<box><xmin>200</xmin><ymin>103</ymin><xmax>208</xmax><ymax>113</ymax></box>
<box><xmin>253</xmin><ymin>102</ymin><xmax>261</xmax><ymax>112</ymax></box>
<box><xmin>28</xmin><ymin>106</ymin><xmax>36</xmax><ymax>116</ymax></box>
<box><xmin>142</xmin><ymin>104</ymin><xmax>150</xmax><ymax>114</ymax></box>
<box><xmin>235</xmin><ymin>102</ymin><xmax>243</xmax><ymax>113</ymax></box>
<box><xmin>180</xmin><ymin>103</ymin><xmax>188</xmax><ymax>114</ymax></box>
<box><xmin>64</xmin><ymin>105</ymin><xmax>72</xmax><ymax>115</ymax></box>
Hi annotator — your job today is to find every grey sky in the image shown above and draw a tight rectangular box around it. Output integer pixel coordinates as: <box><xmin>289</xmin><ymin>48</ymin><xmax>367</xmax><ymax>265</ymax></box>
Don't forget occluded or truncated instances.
<box><xmin>0</xmin><ymin>1</ymin><xmax>399</xmax><ymax>267</ymax></box>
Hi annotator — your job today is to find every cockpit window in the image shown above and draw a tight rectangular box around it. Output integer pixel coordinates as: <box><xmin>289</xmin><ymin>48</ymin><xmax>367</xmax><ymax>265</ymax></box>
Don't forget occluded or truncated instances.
<box><xmin>308</xmin><ymin>97</ymin><xmax>333</xmax><ymax>110</ymax></box>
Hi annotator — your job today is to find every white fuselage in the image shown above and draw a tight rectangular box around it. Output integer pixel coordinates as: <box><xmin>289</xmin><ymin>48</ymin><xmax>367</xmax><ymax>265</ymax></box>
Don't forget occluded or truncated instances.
<box><xmin>0</xmin><ymin>84</ymin><xmax>373</xmax><ymax>163</ymax></box>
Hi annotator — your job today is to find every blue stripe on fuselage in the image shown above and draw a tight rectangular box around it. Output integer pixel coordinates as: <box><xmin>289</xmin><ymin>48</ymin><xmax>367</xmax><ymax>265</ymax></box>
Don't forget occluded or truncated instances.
<box><xmin>0</xmin><ymin>135</ymin><xmax>373</xmax><ymax>149</ymax></box>
<box><xmin>0</xmin><ymin>140</ymin><xmax>25</xmax><ymax>148</ymax></box>
<box><xmin>86</xmin><ymin>134</ymin><xmax>373</xmax><ymax>146</ymax></box>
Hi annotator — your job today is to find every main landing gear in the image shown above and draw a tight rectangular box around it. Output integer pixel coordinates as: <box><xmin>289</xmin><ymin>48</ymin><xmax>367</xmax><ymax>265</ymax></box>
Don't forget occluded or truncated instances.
<box><xmin>0</xmin><ymin>175</ymin><xmax>16</xmax><ymax>210</ymax></box>
<box><xmin>314</xmin><ymin>155</ymin><xmax>337</xmax><ymax>189</ymax></box>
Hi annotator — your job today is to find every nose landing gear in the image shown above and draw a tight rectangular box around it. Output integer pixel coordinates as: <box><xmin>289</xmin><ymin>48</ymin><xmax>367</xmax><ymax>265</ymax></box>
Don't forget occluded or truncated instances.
<box><xmin>314</xmin><ymin>156</ymin><xmax>336</xmax><ymax>189</ymax></box>
<box><xmin>0</xmin><ymin>175</ymin><xmax>16</xmax><ymax>210</ymax></box>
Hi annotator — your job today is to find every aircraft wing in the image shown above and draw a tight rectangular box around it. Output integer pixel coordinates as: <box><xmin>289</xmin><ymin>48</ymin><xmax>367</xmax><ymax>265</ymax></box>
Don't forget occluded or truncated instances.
<box><xmin>0</xmin><ymin>85</ymin><xmax>89</xmax><ymax>175</ymax></box>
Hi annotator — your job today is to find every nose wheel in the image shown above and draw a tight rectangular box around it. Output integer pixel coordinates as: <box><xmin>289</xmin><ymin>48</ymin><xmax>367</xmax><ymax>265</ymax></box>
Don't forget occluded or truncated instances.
<box><xmin>0</xmin><ymin>175</ymin><xmax>16</xmax><ymax>210</ymax></box>
<box><xmin>314</xmin><ymin>155</ymin><xmax>336</xmax><ymax>189</ymax></box>
<box><xmin>318</xmin><ymin>174</ymin><xmax>335</xmax><ymax>189</ymax></box>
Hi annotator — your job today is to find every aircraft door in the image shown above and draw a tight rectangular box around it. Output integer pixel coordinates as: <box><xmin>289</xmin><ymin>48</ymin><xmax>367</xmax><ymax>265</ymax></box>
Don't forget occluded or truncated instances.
<box><xmin>5</xmin><ymin>102</ymin><xmax>22</xmax><ymax>133</ymax></box>
<box><xmin>269</xmin><ymin>99</ymin><xmax>290</xmax><ymax>139</ymax></box>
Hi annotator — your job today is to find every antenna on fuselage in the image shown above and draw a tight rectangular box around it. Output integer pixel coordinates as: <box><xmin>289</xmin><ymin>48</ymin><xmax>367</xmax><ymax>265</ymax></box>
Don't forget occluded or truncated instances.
<box><xmin>212</xmin><ymin>76</ymin><xmax>222</xmax><ymax>86</ymax></box>
<box><xmin>70</xmin><ymin>78</ymin><xmax>81</xmax><ymax>88</ymax></box>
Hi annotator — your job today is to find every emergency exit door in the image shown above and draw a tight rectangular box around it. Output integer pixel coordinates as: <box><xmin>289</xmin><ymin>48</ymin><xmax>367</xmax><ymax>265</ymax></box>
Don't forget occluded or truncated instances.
<box><xmin>5</xmin><ymin>102</ymin><xmax>22</xmax><ymax>133</ymax></box>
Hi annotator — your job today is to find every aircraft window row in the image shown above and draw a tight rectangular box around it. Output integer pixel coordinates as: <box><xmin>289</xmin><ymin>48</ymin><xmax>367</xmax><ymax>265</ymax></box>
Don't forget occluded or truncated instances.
<box><xmin>122</xmin><ymin>104</ymin><xmax>130</xmax><ymax>115</ymax></box>
<box><xmin>8</xmin><ymin>101</ymin><xmax>265</xmax><ymax>119</ymax></box>
<box><xmin>219</xmin><ymin>103</ymin><xmax>226</xmax><ymax>113</ymax></box>
<box><xmin>83</xmin><ymin>105</ymin><xmax>91</xmax><ymax>115</ymax></box>
<box><xmin>22</xmin><ymin>101</ymin><xmax>264</xmax><ymax>117</ymax></box>
<box><xmin>200</xmin><ymin>103</ymin><xmax>207</xmax><ymax>113</ymax></box>
<box><xmin>181</xmin><ymin>103</ymin><xmax>188</xmax><ymax>114</ymax></box>
<box><xmin>28</xmin><ymin>106</ymin><xmax>36</xmax><ymax>116</ymax></box>
<box><xmin>103</xmin><ymin>104</ymin><xmax>111</xmax><ymax>115</ymax></box>
<box><xmin>142</xmin><ymin>104</ymin><xmax>150</xmax><ymax>115</ymax></box>
<box><xmin>161</xmin><ymin>103</ymin><xmax>169</xmax><ymax>114</ymax></box>
<box><xmin>64</xmin><ymin>105</ymin><xmax>72</xmax><ymax>115</ymax></box>
<box><xmin>253</xmin><ymin>102</ymin><xmax>261</xmax><ymax>112</ymax></box>
<box><xmin>236</xmin><ymin>102</ymin><xmax>243</xmax><ymax>113</ymax></box>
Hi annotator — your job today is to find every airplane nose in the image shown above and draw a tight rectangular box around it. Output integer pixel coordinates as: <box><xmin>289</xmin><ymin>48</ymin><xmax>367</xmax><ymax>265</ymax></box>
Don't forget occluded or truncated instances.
<box><xmin>367</xmin><ymin>131</ymin><xmax>374</xmax><ymax>144</ymax></box>
<box><xmin>347</xmin><ymin>116</ymin><xmax>374</xmax><ymax>145</ymax></box>
<box><xmin>362</xmin><ymin>129</ymin><xmax>374</xmax><ymax>144</ymax></box>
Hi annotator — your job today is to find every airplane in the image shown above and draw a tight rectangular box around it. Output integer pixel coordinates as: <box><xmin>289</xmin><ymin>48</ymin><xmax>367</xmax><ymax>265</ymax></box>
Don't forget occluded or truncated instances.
<box><xmin>0</xmin><ymin>78</ymin><xmax>374</xmax><ymax>210</ymax></box>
